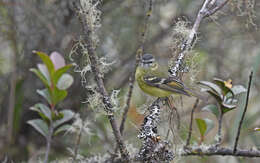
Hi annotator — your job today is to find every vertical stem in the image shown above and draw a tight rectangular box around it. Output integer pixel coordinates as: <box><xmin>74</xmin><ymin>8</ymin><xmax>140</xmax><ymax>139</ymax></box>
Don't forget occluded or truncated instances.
<box><xmin>216</xmin><ymin>110</ymin><xmax>223</xmax><ymax>146</ymax></box>
<box><xmin>44</xmin><ymin>121</ymin><xmax>54</xmax><ymax>163</ymax></box>
<box><xmin>233</xmin><ymin>71</ymin><xmax>253</xmax><ymax>153</ymax></box>
<box><xmin>7</xmin><ymin>71</ymin><xmax>16</xmax><ymax>144</ymax></box>
<box><xmin>7</xmin><ymin>1</ymin><xmax>19</xmax><ymax>145</ymax></box>
<box><xmin>72</xmin><ymin>124</ymin><xmax>83</xmax><ymax>163</ymax></box>
<box><xmin>186</xmin><ymin>99</ymin><xmax>199</xmax><ymax>147</ymax></box>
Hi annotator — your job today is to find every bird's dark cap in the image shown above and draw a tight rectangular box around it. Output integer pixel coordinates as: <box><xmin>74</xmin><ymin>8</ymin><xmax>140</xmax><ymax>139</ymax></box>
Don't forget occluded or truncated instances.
<box><xmin>142</xmin><ymin>53</ymin><xmax>155</xmax><ymax>64</ymax></box>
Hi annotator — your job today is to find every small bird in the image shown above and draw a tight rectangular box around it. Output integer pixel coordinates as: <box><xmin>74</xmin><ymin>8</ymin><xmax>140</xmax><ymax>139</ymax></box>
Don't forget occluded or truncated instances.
<box><xmin>135</xmin><ymin>53</ymin><xmax>202</xmax><ymax>98</ymax></box>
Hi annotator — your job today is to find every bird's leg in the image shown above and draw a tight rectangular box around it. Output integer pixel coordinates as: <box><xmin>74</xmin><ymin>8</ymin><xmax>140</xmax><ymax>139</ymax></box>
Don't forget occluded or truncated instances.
<box><xmin>166</xmin><ymin>97</ymin><xmax>180</xmax><ymax>130</ymax></box>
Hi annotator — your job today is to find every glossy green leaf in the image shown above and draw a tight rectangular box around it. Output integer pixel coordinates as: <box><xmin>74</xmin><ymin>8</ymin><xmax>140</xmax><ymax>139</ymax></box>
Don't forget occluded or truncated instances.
<box><xmin>221</xmin><ymin>102</ymin><xmax>237</xmax><ymax>114</ymax></box>
<box><xmin>196</xmin><ymin>118</ymin><xmax>207</xmax><ymax>137</ymax></box>
<box><xmin>37</xmin><ymin>89</ymin><xmax>52</xmax><ymax>105</ymax></box>
<box><xmin>30</xmin><ymin>103</ymin><xmax>52</xmax><ymax>121</ymax></box>
<box><xmin>37</xmin><ymin>64</ymin><xmax>51</xmax><ymax>84</ymax></box>
<box><xmin>213</xmin><ymin>78</ymin><xmax>233</xmax><ymax>96</ymax></box>
<box><xmin>53</xmin><ymin>64</ymin><xmax>73</xmax><ymax>84</ymax></box>
<box><xmin>196</xmin><ymin>118</ymin><xmax>214</xmax><ymax>137</ymax></box>
<box><xmin>202</xmin><ymin>88</ymin><xmax>223</xmax><ymax>102</ymax></box>
<box><xmin>53</xmin><ymin>110</ymin><xmax>74</xmax><ymax>129</ymax></box>
<box><xmin>198</xmin><ymin>81</ymin><xmax>223</xmax><ymax>100</ymax></box>
<box><xmin>54</xmin><ymin>124</ymin><xmax>71</xmax><ymax>136</ymax></box>
<box><xmin>231</xmin><ymin>85</ymin><xmax>247</xmax><ymax>95</ymax></box>
<box><xmin>201</xmin><ymin>104</ymin><xmax>219</xmax><ymax>118</ymax></box>
<box><xmin>57</xmin><ymin>73</ymin><xmax>74</xmax><ymax>90</ymax></box>
<box><xmin>33</xmin><ymin>51</ymin><xmax>55</xmax><ymax>76</ymax></box>
<box><xmin>30</xmin><ymin>68</ymin><xmax>50</xmax><ymax>87</ymax></box>
<box><xmin>52</xmin><ymin>87</ymin><xmax>67</xmax><ymax>105</ymax></box>
<box><xmin>27</xmin><ymin>119</ymin><xmax>48</xmax><ymax>138</ymax></box>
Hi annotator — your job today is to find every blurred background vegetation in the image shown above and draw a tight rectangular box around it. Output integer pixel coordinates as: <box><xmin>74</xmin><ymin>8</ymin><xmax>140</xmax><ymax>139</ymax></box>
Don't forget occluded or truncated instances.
<box><xmin>0</xmin><ymin>0</ymin><xmax>259</xmax><ymax>162</ymax></box>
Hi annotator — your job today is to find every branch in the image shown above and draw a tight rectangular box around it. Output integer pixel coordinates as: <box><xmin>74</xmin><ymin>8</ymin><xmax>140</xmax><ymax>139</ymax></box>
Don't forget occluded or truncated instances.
<box><xmin>205</xmin><ymin>0</ymin><xmax>231</xmax><ymax>17</ymax></box>
<box><xmin>183</xmin><ymin>146</ymin><xmax>260</xmax><ymax>157</ymax></box>
<box><xmin>168</xmin><ymin>0</ymin><xmax>231</xmax><ymax>77</ymax></box>
<box><xmin>119</xmin><ymin>0</ymin><xmax>153</xmax><ymax>135</ymax></box>
<box><xmin>233</xmin><ymin>70</ymin><xmax>253</xmax><ymax>153</ymax></box>
<box><xmin>136</xmin><ymin>98</ymin><xmax>174</xmax><ymax>162</ymax></box>
<box><xmin>185</xmin><ymin>99</ymin><xmax>199</xmax><ymax>146</ymax></box>
<box><xmin>76</xmin><ymin>2</ymin><xmax>130</xmax><ymax>161</ymax></box>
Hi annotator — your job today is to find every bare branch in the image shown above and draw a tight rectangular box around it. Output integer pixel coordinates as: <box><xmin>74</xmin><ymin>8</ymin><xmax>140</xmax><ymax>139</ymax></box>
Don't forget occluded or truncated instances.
<box><xmin>205</xmin><ymin>0</ymin><xmax>231</xmax><ymax>17</ymax></box>
<box><xmin>185</xmin><ymin>99</ymin><xmax>199</xmax><ymax>147</ymax></box>
<box><xmin>183</xmin><ymin>146</ymin><xmax>260</xmax><ymax>157</ymax></box>
<box><xmin>233</xmin><ymin>70</ymin><xmax>253</xmax><ymax>153</ymax></box>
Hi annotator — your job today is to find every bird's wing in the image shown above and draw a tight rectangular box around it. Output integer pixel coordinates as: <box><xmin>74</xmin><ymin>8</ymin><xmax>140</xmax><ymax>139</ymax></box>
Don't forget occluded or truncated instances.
<box><xmin>143</xmin><ymin>75</ymin><xmax>191</xmax><ymax>96</ymax></box>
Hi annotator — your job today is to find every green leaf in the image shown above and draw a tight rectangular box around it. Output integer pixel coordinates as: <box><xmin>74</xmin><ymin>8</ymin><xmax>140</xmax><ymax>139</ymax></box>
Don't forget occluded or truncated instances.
<box><xmin>196</xmin><ymin>118</ymin><xmax>214</xmax><ymax>137</ymax></box>
<box><xmin>198</xmin><ymin>81</ymin><xmax>223</xmax><ymax>100</ymax></box>
<box><xmin>196</xmin><ymin>118</ymin><xmax>207</xmax><ymax>137</ymax></box>
<box><xmin>33</xmin><ymin>51</ymin><xmax>55</xmax><ymax>76</ymax></box>
<box><xmin>27</xmin><ymin>119</ymin><xmax>48</xmax><ymax>138</ymax></box>
<box><xmin>201</xmin><ymin>104</ymin><xmax>219</xmax><ymax>118</ymax></box>
<box><xmin>37</xmin><ymin>64</ymin><xmax>51</xmax><ymax>84</ymax></box>
<box><xmin>54</xmin><ymin>124</ymin><xmax>71</xmax><ymax>136</ymax></box>
<box><xmin>204</xmin><ymin>118</ymin><xmax>214</xmax><ymax>135</ymax></box>
<box><xmin>231</xmin><ymin>85</ymin><xmax>247</xmax><ymax>95</ymax></box>
<box><xmin>202</xmin><ymin>88</ymin><xmax>223</xmax><ymax>102</ymax></box>
<box><xmin>221</xmin><ymin>102</ymin><xmax>237</xmax><ymax>114</ymax></box>
<box><xmin>53</xmin><ymin>110</ymin><xmax>74</xmax><ymax>129</ymax></box>
<box><xmin>30</xmin><ymin>68</ymin><xmax>50</xmax><ymax>87</ymax></box>
<box><xmin>213</xmin><ymin>78</ymin><xmax>233</xmax><ymax>96</ymax></box>
<box><xmin>52</xmin><ymin>111</ymin><xmax>64</xmax><ymax>121</ymax></box>
<box><xmin>53</xmin><ymin>64</ymin><xmax>73</xmax><ymax>84</ymax></box>
<box><xmin>30</xmin><ymin>103</ymin><xmax>52</xmax><ymax>121</ymax></box>
<box><xmin>57</xmin><ymin>73</ymin><xmax>74</xmax><ymax>90</ymax></box>
<box><xmin>37</xmin><ymin>89</ymin><xmax>52</xmax><ymax>105</ymax></box>
<box><xmin>52</xmin><ymin>87</ymin><xmax>67</xmax><ymax>105</ymax></box>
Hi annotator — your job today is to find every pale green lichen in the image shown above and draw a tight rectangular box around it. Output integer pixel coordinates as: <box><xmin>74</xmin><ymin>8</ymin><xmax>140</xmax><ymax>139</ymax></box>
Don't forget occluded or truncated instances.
<box><xmin>79</xmin><ymin>0</ymin><xmax>102</xmax><ymax>49</ymax></box>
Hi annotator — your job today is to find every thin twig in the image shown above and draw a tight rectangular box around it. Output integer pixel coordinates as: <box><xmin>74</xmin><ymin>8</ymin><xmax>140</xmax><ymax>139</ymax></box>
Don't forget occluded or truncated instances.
<box><xmin>185</xmin><ymin>99</ymin><xmax>199</xmax><ymax>147</ymax></box>
<box><xmin>72</xmin><ymin>123</ymin><xmax>83</xmax><ymax>163</ymax></box>
<box><xmin>119</xmin><ymin>0</ymin><xmax>153</xmax><ymax>135</ymax></box>
<box><xmin>166</xmin><ymin>97</ymin><xmax>180</xmax><ymax>130</ymax></box>
<box><xmin>233</xmin><ymin>71</ymin><xmax>253</xmax><ymax>153</ymax></box>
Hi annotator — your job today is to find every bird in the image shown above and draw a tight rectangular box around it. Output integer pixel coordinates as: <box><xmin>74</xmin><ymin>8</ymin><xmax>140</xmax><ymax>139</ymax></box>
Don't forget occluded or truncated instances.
<box><xmin>135</xmin><ymin>53</ymin><xmax>203</xmax><ymax>99</ymax></box>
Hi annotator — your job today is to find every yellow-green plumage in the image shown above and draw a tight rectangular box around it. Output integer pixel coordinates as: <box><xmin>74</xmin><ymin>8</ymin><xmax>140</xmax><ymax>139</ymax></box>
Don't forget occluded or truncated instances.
<box><xmin>136</xmin><ymin>67</ymin><xmax>169</xmax><ymax>97</ymax></box>
<box><xmin>135</xmin><ymin>63</ymin><xmax>189</xmax><ymax>97</ymax></box>
<box><xmin>135</xmin><ymin>54</ymin><xmax>205</xmax><ymax>100</ymax></box>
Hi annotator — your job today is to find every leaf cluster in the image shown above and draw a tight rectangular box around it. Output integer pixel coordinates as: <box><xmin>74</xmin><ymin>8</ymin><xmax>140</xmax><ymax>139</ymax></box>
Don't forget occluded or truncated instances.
<box><xmin>27</xmin><ymin>51</ymin><xmax>75</xmax><ymax>138</ymax></box>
